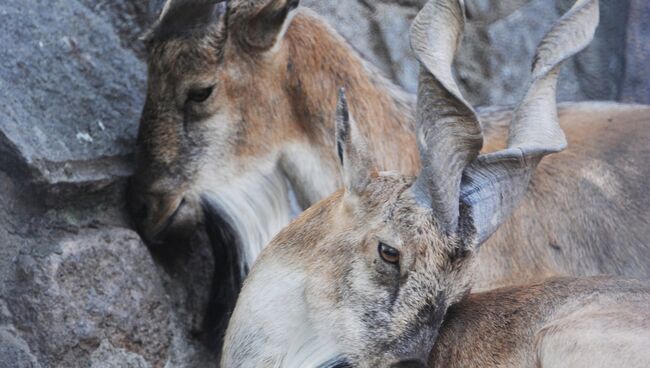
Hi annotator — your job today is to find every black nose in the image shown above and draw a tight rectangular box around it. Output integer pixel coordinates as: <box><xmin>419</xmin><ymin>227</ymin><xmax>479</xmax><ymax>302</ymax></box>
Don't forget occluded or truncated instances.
<box><xmin>391</xmin><ymin>359</ymin><xmax>426</xmax><ymax>368</ymax></box>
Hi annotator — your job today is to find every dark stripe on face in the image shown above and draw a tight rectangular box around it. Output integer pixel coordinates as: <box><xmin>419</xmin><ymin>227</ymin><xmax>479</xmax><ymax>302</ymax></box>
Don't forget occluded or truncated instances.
<box><xmin>380</xmin><ymin>291</ymin><xmax>448</xmax><ymax>360</ymax></box>
<box><xmin>403</xmin><ymin>291</ymin><xmax>448</xmax><ymax>348</ymax></box>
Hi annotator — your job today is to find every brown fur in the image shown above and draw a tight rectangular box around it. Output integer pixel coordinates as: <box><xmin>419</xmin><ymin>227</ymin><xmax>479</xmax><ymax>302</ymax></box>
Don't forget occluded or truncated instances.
<box><xmin>476</xmin><ymin>102</ymin><xmax>650</xmax><ymax>290</ymax></box>
<box><xmin>130</xmin><ymin>6</ymin><xmax>650</xmax><ymax>289</ymax></box>
<box><xmin>221</xmin><ymin>2</ymin><xmax>650</xmax><ymax>366</ymax></box>
<box><xmin>224</xmin><ymin>170</ymin><xmax>475</xmax><ymax>366</ymax></box>
<box><xmin>430</xmin><ymin>277</ymin><xmax>650</xmax><ymax>367</ymax></box>
<box><xmin>281</xmin><ymin>13</ymin><xmax>650</xmax><ymax>289</ymax></box>
<box><xmin>283</xmin><ymin>14</ymin><xmax>418</xmax><ymax>174</ymax></box>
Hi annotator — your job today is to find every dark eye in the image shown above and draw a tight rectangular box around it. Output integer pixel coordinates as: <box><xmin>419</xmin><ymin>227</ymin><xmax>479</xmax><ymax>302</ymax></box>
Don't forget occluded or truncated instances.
<box><xmin>378</xmin><ymin>242</ymin><xmax>400</xmax><ymax>265</ymax></box>
<box><xmin>187</xmin><ymin>86</ymin><xmax>214</xmax><ymax>104</ymax></box>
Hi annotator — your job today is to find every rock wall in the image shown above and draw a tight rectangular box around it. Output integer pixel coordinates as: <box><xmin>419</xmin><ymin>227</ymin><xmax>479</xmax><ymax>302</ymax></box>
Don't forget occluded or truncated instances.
<box><xmin>308</xmin><ymin>0</ymin><xmax>645</xmax><ymax>106</ymax></box>
<box><xmin>0</xmin><ymin>0</ymin><xmax>647</xmax><ymax>367</ymax></box>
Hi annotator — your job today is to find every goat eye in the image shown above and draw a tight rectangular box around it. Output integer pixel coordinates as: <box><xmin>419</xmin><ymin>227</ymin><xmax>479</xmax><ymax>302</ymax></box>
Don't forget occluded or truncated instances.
<box><xmin>187</xmin><ymin>86</ymin><xmax>214</xmax><ymax>104</ymax></box>
<box><xmin>378</xmin><ymin>242</ymin><xmax>400</xmax><ymax>265</ymax></box>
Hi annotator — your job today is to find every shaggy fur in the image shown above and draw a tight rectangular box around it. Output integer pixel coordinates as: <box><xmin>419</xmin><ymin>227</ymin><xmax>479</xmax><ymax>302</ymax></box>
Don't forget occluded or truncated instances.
<box><xmin>129</xmin><ymin>1</ymin><xmax>650</xmax><ymax>293</ymax></box>
<box><xmin>224</xmin><ymin>3</ymin><xmax>648</xmax><ymax>366</ymax></box>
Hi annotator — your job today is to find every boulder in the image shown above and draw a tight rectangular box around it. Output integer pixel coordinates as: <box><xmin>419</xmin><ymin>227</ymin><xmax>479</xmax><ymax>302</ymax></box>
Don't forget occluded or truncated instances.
<box><xmin>10</xmin><ymin>228</ymin><xmax>172</xmax><ymax>367</ymax></box>
<box><xmin>0</xmin><ymin>0</ymin><xmax>144</xmax><ymax>193</ymax></box>
<box><xmin>8</xmin><ymin>225</ymin><xmax>216</xmax><ymax>368</ymax></box>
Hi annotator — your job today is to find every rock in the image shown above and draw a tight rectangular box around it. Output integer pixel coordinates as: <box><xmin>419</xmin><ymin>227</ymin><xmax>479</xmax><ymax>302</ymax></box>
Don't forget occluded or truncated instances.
<box><xmin>0</xmin><ymin>0</ymin><xmax>144</xmax><ymax>193</ymax></box>
<box><xmin>372</xmin><ymin>3</ymin><xmax>420</xmax><ymax>93</ymax></box>
<box><xmin>89</xmin><ymin>340</ymin><xmax>149</xmax><ymax>368</ymax></box>
<box><xmin>465</xmin><ymin>0</ymin><xmax>528</xmax><ymax>23</ymax></box>
<box><xmin>7</xmin><ymin>227</ymin><xmax>216</xmax><ymax>368</ymax></box>
<box><xmin>463</xmin><ymin>0</ymin><xmax>587</xmax><ymax>106</ymax></box>
<box><xmin>622</xmin><ymin>0</ymin><xmax>650</xmax><ymax>104</ymax></box>
<box><xmin>569</xmin><ymin>0</ymin><xmax>630</xmax><ymax>101</ymax></box>
<box><xmin>76</xmin><ymin>1</ymin><xmax>154</xmax><ymax>57</ymax></box>
<box><xmin>10</xmin><ymin>228</ymin><xmax>170</xmax><ymax>367</ymax></box>
<box><xmin>0</xmin><ymin>328</ymin><xmax>41</xmax><ymax>368</ymax></box>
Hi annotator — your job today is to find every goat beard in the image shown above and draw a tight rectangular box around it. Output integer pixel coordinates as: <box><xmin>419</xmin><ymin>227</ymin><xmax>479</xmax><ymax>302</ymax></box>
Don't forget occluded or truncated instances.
<box><xmin>203</xmin><ymin>169</ymin><xmax>299</xmax><ymax>277</ymax></box>
<box><xmin>200</xmin><ymin>169</ymin><xmax>299</xmax><ymax>351</ymax></box>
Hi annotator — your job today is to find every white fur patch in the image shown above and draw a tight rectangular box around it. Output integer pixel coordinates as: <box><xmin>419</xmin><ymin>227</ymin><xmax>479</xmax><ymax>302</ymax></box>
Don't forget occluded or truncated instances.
<box><xmin>281</xmin><ymin>143</ymin><xmax>341</xmax><ymax>208</ymax></box>
<box><xmin>203</xmin><ymin>169</ymin><xmax>294</xmax><ymax>275</ymax></box>
<box><xmin>280</xmin><ymin>322</ymin><xmax>342</xmax><ymax>368</ymax></box>
<box><xmin>195</xmin><ymin>107</ymin><xmax>300</xmax><ymax>275</ymax></box>
<box><xmin>579</xmin><ymin>159</ymin><xmax>624</xmax><ymax>202</ymax></box>
<box><xmin>223</xmin><ymin>262</ymin><xmax>343</xmax><ymax>368</ymax></box>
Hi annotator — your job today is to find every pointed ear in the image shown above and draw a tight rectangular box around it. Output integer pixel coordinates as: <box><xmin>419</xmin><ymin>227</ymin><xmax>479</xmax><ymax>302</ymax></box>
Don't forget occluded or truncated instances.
<box><xmin>228</xmin><ymin>0</ymin><xmax>300</xmax><ymax>52</ymax></box>
<box><xmin>335</xmin><ymin>89</ymin><xmax>375</xmax><ymax>195</ymax></box>
<box><xmin>144</xmin><ymin>0</ymin><xmax>227</xmax><ymax>43</ymax></box>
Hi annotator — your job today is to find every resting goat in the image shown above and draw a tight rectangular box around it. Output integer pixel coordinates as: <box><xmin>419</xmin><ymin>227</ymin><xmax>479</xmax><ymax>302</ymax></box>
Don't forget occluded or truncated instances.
<box><xmin>223</xmin><ymin>1</ymin><xmax>650</xmax><ymax>366</ymax></box>
<box><xmin>128</xmin><ymin>0</ymin><xmax>650</xmax><ymax>294</ymax></box>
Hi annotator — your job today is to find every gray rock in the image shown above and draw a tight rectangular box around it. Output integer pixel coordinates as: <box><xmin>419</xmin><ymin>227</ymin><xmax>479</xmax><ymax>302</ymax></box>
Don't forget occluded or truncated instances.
<box><xmin>622</xmin><ymin>0</ymin><xmax>650</xmax><ymax>104</ymax></box>
<box><xmin>0</xmin><ymin>328</ymin><xmax>41</xmax><ymax>368</ymax></box>
<box><xmin>0</xmin><ymin>0</ymin><xmax>144</xmax><ymax>193</ymax></box>
<box><xmin>372</xmin><ymin>3</ymin><xmax>420</xmax><ymax>93</ymax></box>
<box><xmin>466</xmin><ymin>0</ymin><xmax>587</xmax><ymax>105</ymax></box>
<box><xmin>10</xmin><ymin>228</ymin><xmax>172</xmax><ymax>367</ymax></box>
<box><xmin>90</xmin><ymin>340</ymin><xmax>149</xmax><ymax>368</ymax></box>
<box><xmin>7</xmin><ymin>227</ymin><xmax>216</xmax><ymax>368</ymax></box>
<box><xmin>569</xmin><ymin>0</ymin><xmax>630</xmax><ymax>101</ymax></box>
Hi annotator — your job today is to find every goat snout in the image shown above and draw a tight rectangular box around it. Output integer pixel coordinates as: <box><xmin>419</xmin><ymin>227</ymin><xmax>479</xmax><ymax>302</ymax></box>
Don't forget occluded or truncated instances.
<box><xmin>126</xmin><ymin>178</ymin><xmax>188</xmax><ymax>243</ymax></box>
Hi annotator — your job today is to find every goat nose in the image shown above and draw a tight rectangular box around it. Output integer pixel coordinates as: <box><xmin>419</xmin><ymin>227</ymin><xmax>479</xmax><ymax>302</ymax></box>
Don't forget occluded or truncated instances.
<box><xmin>391</xmin><ymin>359</ymin><xmax>426</xmax><ymax>368</ymax></box>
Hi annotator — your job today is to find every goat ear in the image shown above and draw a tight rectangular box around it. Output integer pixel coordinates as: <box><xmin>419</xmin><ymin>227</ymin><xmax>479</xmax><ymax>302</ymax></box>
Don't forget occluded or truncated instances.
<box><xmin>145</xmin><ymin>0</ymin><xmax>227</xmax><ymax>42</ymax></box>
<box><xmin>459</xmin><ymin>0</ymin><xmax>599</xmax><ymax>248</ymax></box>
<box><xmin>228</xmin><ymin>0</ymin><xmax>300</xmax><ymax>52</ymax></box>
<box><xmin>335</xmin><ymin>89</ymin><xmax>375</xmax><ymax>195</ymax></box>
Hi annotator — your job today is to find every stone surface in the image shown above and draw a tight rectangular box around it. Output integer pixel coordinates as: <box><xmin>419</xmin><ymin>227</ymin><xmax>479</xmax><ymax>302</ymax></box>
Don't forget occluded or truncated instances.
<box><xmin>0</xmin><ymin>328</ymin><xmax>41</xmax><ymax>368</ymax></box>
<box><xmin>622</xmin><ymin>0</ymin><xmax>650</xmax><ymax>104</ymax></box>
<box><xmin>89</xmin><ymin>340</ymin><xmax>149</xmax><ymax>368</ymax></box>
<box><xmin>0</xmin><ymin>0</ymin><xmax>144</xmax><ymax>191</ymax></box>
<box><xmin>372</xmin><ymin>3</ymin><xmax>420</xmax><ymax>93</ymax></box>
<box><xmin>0</xmin><ymin>0</ymin><xmax>648</xmax><ymax>367</ymax></box>
<box><xmin>10</xmin><ymin>228</ymin><xmax>172</xmax><ymax>367</ymax></box>
<box><xmin>5</xmin><ymin>219</ymin><xmax>216</xmax><ymax>367</ymax></box>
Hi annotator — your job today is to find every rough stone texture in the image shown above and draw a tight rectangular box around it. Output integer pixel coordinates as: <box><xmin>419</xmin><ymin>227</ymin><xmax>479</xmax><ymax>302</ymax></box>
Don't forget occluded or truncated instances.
<box><xmin>11</xmin><ymin>228</ymin><xmax>173</xmax><ymax>367</ymax></box>
<box><xmin>0</xmin><ymin>0</ymin><xmax>648</xmax><ymax>367</ymax></box>
<box><xmin>0</xmin><ymin>1</ymin><xmax>216</xmax><ymax>367</ymax></box>
<box><xmin>303</xmin><ymin>0</ymin><xmax>644</xmax><ymax>106</ymax></box>
<box><xmin>622</xmin><ymin>0</ymin><xmax>650</xmax><ymax>104</ymax></box>
<box><xmin>89</xmin><ymin>340</ymin><xmax>149</xmax><ymax>368</ymax></box>
<box><xmin>0</xmin><ymin>328</ymin><xmax>41</xmax><ymax>368</ymax></box>
<box><xmin>0</xmin><ymin>0</ymin><xmax>143</xmax><ymax>191</ymax></box>
<box><xmin>0</xmin><ymin>168</ymin><xmax>216</xmax><ymax>367</ymax></box>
